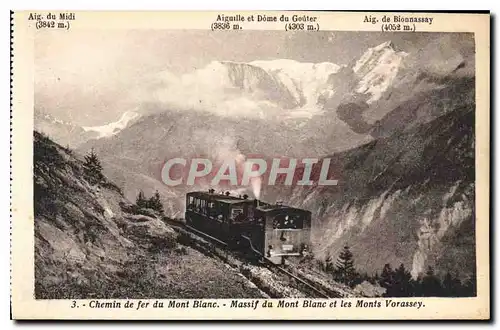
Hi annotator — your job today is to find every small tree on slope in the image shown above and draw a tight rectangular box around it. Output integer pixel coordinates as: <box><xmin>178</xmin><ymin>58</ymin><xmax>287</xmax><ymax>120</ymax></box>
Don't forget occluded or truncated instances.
<box><xmin>83</xmin><ymin>148</ymin><xmax>104</xmax><ymax>184</ymax></box>
<box><xmin>148</xmin><ymin>190</ymin><xmax>164</xmax><ymax>215</ymax></box>
<box><xmin>136</xmin><ymin>190</ymin><xmax>147</xmax><ymax>209</ymax></box>
<box><xmin>333</xmin><ymin>245</ymin><xmax>358</xmax><ymax>287</ymax></box>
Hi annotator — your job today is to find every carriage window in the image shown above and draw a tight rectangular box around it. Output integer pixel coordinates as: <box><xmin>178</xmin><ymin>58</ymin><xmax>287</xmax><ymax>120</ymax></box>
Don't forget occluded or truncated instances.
<box><xmin>231</xmin><ymin>208</ymin><xmax>245</xmax><ymax>223</ymax></box>
<box><xmin>207</xmin><ymin>202</ymin><xmax>220</xmax><ymax>218</ymax></box>
<box><xmin>187</xmin><ymin>197</ymin><xmax>195</xmax><ymax>210</ymax></box>
<box><xmin>231</xmin><ymin>208</ymin><xmax>243</xmax><ymax>218</ymax></box>
<box><xmin>273</xmin><ymin>214</ymin><xmax>303</xmax><ymax>229</ymax></box>
<box><xmin>194</xmin><ymin>198</ymin><xmax>202</xmax><ymax>213</ymax></box>
<box><xmin>200</xmin><ymin>199</ymin><xmax>207</xmax><ymax>214</ymax></box>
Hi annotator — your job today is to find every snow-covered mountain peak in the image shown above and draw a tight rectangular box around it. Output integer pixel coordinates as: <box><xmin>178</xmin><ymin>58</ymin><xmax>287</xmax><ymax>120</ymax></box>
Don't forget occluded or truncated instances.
<box><xmin>82</xmin><ymin>111</ymin><xmax>140</xmax><ymax>138</ymax></box>
<box><xmin>353</xmin><ymin>41</ymin><xmax>407</xmax><ymax>75</ymax></box>
<box><xmin>353</xmin><ymin>41</ymin><xmax>408</xmax><ymax>104</ymax></box>
<box><xmin>251</xmin><ymin>59</ymin><xmax>341</xmax><ymax>110</ymax></box>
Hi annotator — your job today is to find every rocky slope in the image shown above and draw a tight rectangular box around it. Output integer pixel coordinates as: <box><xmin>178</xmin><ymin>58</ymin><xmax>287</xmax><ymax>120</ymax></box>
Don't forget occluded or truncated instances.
<box><xmin>34</xmin><ymin>131</ymin><xmax>265</xmax><ymax>299</ymax></box>
<box><xmin>267</xmin><ymin>104</ymin><xmax>475</xmax><ymax>280</ymax></box>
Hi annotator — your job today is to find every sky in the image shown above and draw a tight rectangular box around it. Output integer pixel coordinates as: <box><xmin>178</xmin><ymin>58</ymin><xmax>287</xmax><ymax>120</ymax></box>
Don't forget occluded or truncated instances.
<box><xmin>34</xmin><ymin>30</ymin><xmax>475</xmax><ymax>125</ymax></box>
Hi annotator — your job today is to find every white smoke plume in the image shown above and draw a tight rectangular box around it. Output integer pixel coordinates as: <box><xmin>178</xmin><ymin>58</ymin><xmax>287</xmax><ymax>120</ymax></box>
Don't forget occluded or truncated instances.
<box><xmin>209</xmin><ymin>134</ymin><xmax>264</xmax><ymax>198</ymax></box>
<box><xmin>251</xmin><ymin>176</ymin><xmax>262</xmax><ymax>200</ymax></box>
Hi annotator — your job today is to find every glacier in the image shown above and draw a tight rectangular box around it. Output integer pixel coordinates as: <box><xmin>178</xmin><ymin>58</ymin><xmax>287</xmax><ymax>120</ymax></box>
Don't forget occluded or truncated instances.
<box><xmin>82</xmin><ymin>111</ymin><xmax>140</xmax><ymax>138</ymax></box>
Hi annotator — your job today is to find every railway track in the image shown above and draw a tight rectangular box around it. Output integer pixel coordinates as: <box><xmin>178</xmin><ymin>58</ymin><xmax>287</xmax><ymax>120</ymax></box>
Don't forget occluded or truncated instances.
<box><xmin>165</xmin><ymin>218</ymin><xmax>338</xmax><ymax>298</ymax></box>
<box><xmin>262</xmin><ymin>260</ymin><xmax>331</xmax><ymax>298</ymax></box>
<box><xmin>279</xmin><ymin>263</ymin><xmax>344</xmax><ymax>298</ymax></box>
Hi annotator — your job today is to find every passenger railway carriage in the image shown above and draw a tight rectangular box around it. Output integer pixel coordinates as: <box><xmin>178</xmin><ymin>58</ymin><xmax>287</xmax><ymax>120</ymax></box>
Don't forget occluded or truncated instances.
<box><xmin>185</xmin><ymin>189</ymin><xmax>311</xmax><ymax>264</ymax></box>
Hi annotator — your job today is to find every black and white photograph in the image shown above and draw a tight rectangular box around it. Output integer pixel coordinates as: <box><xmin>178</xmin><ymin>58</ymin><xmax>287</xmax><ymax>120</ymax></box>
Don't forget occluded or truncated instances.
<box><xmin>10</xmin><ymin>10</ymin><xmax>490</xmax><ymax>320</ymax></box>
<box><xmin>33</xmin><ymin>30</ymin><xmax>477</xmax><ymax>300</ymax></box>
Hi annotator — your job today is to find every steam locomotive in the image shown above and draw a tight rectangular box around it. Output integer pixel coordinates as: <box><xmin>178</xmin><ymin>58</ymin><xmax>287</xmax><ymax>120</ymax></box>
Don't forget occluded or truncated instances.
<box><xmin>185</xmin><ymin>189</ymin><xmax>311</xmax><ymax>264</ymax></box>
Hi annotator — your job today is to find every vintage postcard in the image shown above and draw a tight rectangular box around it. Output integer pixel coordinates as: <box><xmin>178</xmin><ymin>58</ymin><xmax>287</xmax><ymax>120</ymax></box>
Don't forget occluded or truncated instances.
<box><xmin>10</xmin><ymin>11</ymin><xmax>490</xmax><ymax>320</ymax></box>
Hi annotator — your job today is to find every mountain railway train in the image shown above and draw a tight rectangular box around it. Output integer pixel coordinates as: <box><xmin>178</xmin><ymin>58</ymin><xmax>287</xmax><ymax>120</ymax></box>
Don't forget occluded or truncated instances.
<box><xmin>185</xmin><ymin>189</ymin><xmax>311</xmax><ymax>264</ymax></box>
